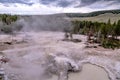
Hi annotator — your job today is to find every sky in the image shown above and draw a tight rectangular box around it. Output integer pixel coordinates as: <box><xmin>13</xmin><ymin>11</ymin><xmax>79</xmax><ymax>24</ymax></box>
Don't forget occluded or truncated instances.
<box><xmin>0</xmin><ymin>0</ymin><xmax>120</xmax><ymax>15</ymax></box>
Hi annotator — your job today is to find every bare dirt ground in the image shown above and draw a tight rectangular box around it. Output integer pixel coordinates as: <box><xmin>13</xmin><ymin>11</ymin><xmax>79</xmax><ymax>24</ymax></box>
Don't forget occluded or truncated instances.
<box><xmin>0</xmin><ymin>31</ymin><xmax>120</xmax><ymax>80</ymax></box>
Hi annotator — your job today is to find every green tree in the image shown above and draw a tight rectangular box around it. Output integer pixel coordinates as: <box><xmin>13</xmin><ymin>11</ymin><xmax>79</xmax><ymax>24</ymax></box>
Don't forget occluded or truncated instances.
<box><xmin>1</xmin><ymin>14</ymin><xmax>17</xmax><ymax>25</ymax></box>
<box><xmin>107</xmin><ymin>19</ymin><xmax>112</xmax><ymax>36</ymax></box>
<box><xmin>100</xmin><ymin>23</ymin><xmax>108</xmax><ymax>39</ymax></box>
<box><xmin>111</xmin><ymin>22</ymin><xmax>116</xmax><ymax>39</ymax></box>
<box><xmin>115</xmin><ymin>20</ymin><xmax>120</xmax><ymax>38</ymax></box>
<box><xmin>71</xmin><ymin>20</ymin><xmax>81</xmax><ymax>34</ymax></box>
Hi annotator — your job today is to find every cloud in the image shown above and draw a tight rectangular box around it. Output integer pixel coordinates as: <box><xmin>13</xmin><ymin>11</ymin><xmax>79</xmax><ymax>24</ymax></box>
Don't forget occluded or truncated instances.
<box><xmin>40</xmin><ymin>0</ymin><xmax>120</xmax><ymax>7</ymax></box>
<box><xmin>0</xmin><ymin>0</ymin><xmax>120</xmax><ymax>15</ymax></box>
<box><xmin>0</xmin><ymin>3</ymin><xmax>63</xmax><ymax>15</ymax></box>
<box><xmin>88</xmin><ymin>0</ymin><xmax>119</xmax><ymax>9</ymax></box>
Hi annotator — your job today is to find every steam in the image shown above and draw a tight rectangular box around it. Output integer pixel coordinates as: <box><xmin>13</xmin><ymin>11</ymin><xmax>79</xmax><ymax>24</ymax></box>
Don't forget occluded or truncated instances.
<box><xmin>1</xmin><ymin>30</ymin><xmax>115</xmax><ymax>80</ymax></box>
<box><xmin>2</xmin><ymin>50</ymin><xmax>44</xmax><ymax>80</ymax></box>
<box><xmin>18</xmin><ymin>14</ymin><xmax>72</xmax><ymax>32</ymax></box>
<box><xmin>3</xmin><ymin>44</ymin><xmax>83</xmax><ymax>80</ymax></box>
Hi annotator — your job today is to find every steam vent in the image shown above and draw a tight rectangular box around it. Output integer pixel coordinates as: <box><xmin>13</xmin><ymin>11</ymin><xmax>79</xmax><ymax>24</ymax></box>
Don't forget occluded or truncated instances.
<box><xmin>0</xmin><ymin>6</ymin><xmax>120</xmax><ymax>80</ymax></box>
<box><xmin>0</xmin><ymin>31</ymin><xmax>119</xmax><ymax>80</ymax></box>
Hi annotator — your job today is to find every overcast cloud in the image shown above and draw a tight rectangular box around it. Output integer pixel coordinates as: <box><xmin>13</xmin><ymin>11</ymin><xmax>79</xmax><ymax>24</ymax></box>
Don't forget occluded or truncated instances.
<box><xmin>0</xmin><ymin>0</ymin><xmax>120</xmax><ymax>15</ymax></box>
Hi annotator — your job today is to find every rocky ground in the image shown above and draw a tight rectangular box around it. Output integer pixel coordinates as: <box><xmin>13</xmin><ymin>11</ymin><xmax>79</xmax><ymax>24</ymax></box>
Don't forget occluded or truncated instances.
<box><xmin>0</xmin><ymin>31</ymin><xmax>120</xmax><ymax>80</ymax></box>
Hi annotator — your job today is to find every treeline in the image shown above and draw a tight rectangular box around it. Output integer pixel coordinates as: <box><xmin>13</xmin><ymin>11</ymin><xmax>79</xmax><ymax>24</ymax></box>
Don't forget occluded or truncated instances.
<box><xmin>66</xmin><ymin>9</ymin><xmax>120</xmax><ymax>17</ymax></box>
<box><xmin>0</xmin><ymin>14</ymin><xmax>18</xmax><ymax>25</ymax></box>
<box><xmin>71</xmin><ymin>19</ymin><xmax>120</xmax><ymax>49</ymax></box>
<box><xmin>0</xmin><ymin>14</ymin><xmax>23</xmax><ymax>34</ymax></box>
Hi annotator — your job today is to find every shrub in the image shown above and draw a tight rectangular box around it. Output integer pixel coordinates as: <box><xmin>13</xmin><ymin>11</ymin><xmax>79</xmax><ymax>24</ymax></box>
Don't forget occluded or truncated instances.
<box><xmin>1</xmin><ymin>25</ymin><xmax>13</xmax><ymax>34</ymax></box>
<box><xmin>102</xmin><ymin>39</ymin><xmax>120</xmax><ymax>49</ymax></box>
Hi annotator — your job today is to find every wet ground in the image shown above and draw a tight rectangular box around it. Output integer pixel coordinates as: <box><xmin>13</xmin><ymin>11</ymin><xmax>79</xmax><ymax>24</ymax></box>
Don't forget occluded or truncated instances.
<box><xmin>0</xmin><ymin>31</ymin><xmax>120</xmax><ymax>80</ymax></box>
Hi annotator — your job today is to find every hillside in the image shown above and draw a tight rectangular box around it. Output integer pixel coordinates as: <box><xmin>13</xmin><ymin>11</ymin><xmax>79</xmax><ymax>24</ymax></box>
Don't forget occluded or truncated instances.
<box><xmin>66</xmin><ymin>9</ymin><xmax>120</xmax><ymax>17</ymax></box>
<box><xmin>66</xmin><ymin>9</ymin><xmax>120</xmax><ymax>23</ymax></box>
<box><xmin>69</xmin><ymin>13</ymin><xmax>120</xmax><ymax>23</ymax></box>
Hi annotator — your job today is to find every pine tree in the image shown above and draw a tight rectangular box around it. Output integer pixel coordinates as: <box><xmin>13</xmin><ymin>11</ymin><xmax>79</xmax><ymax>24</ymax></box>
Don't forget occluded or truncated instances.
<box><xmin>115</xmin><ymin>20</ymin><xmax>120</xmax><ymax>38</ymax></box>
